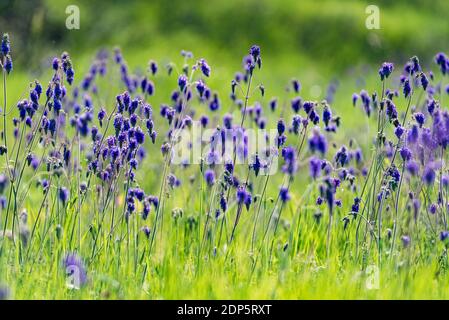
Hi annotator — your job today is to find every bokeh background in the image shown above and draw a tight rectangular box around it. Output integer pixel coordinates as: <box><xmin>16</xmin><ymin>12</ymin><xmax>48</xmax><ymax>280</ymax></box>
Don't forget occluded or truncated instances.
<box><xmin>1</xmin><ymin>0</ymin><xmax>449</xmax><ymax>129</ymax></box>
<box><xmin>2</xmin><ymin>0</ymin><xmax>449</xmax><ymax>71</ymax></box>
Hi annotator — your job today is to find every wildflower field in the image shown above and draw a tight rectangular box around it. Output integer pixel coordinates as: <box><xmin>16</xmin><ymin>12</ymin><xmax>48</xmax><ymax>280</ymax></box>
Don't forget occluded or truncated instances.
<box><xmin>2</xmin><ymin>0</ymin><xmax>449</xmax><ymax>301</ymax></box>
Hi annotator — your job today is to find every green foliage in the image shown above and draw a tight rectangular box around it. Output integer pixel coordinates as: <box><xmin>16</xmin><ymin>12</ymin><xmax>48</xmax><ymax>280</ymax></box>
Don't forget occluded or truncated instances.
<box><xmin>3</xmin><ymin>0</ymin><xmax>449</xmax><ymax>71</ymax></box>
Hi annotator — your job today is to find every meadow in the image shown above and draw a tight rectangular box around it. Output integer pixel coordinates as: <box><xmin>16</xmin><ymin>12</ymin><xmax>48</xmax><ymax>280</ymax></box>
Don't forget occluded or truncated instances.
<box><xmin>2</xmin><ymin>0</ymin><xmax>449</xmax><ymax>300</ymax></box>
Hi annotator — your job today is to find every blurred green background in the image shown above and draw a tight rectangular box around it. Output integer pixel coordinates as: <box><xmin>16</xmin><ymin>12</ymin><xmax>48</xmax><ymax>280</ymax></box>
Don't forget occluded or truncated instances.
<box><xmin>2</xmin><ymin>0</ymin><xmax>449</xmax><ymax>71</ymax></box>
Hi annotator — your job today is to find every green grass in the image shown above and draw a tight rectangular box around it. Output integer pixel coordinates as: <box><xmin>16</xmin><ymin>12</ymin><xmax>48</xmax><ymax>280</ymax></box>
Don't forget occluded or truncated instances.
<box><xmin>2</xmin><ymin>0</ymin><xmax>449</xmax><ymax>300</ymax></box>
<box><xmin>1</xmin><ymin>50</ymin><xmax>449</xmax><ymax>300</ymax></box>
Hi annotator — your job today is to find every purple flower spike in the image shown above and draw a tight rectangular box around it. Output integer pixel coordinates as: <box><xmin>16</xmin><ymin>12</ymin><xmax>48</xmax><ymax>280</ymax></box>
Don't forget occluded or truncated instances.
<box><xmin>378</xmin><ymin>62</ymin><xmax>394</xmax><ymax>80</ymax></box>
<box><xmin>204</xmin><ymin>169</ymin><xmax>215</xmax><ymax>187</ymax></box>
<box><xmin>279</xmin><ymin>186</ymin><xmax>290</xmax><ymax>203</ymax></box>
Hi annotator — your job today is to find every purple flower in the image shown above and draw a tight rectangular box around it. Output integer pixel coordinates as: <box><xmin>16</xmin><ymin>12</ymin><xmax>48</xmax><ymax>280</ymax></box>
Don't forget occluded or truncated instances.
<box><xmin>135</xmin><ymin>128</ymin><xmax>145</xmax><ymax>144</ymax></box>
<box><xmin>420</xmin><ymin>73</ymin><xmax>429</xmax><ymax>90</ymax></box>
<box><xmin>413</xmin><ymin>198</ymin><xmax>421</xmax><ymax>220</ymax></box>
<box><xmin>58</xmin><ymin>187</ymin><xmax>69</xmax><ymax>205</ymax></box>
<box><xmin>440</xmin><ymin>231</ymin><xmax>449</xmax><ymax>242</ymax></box>
<box><xmin>291</xmin><ymin>97</ymin><xmax>302</xmax><ymax>113</ymax></box>
<box><xmin>200</xmin><ymin>115</ymin><xmax>209</xmax><ymax>128</ymax></box>
<box><xmin>126</xmin><ymin>196</ymin><xmax>136</xmax><ymax>214</ymax></box>
<box><xmin>236</xmin><ymin>188</ymin><xmax>246</xmax><ymax>204</ymax></box>
<box><xmin>277</xmin><ymin>119</ymin><xmax>286</xmax><ymax>135</ymax></box>
<box><xmin>270</xmin><ymin>98</ymin><xmax>277</xmax><ymax>111</ymax></box>
<box><xmin>142</xmin><ymin>202</ymin><xmax>151</xmax><ymax>220</ymax></box>
<box><xmin>244</xmin><ymin>193</ymin><xmax>252</xmax><ymax>210</ymax></box>
<box><xmin>443</xmin><ymin>175</ymin><xmax>449</xmax><ymax>188</ymax></box>
<box><xmin>406</xmin><ymin>161</ymin><xmax>419</xmax><ymax>176</ymax></box>
<box><xmin>147</xmin><ymin>195</ymin><xmax>159</xmax><ymax>209</ymax></box>
<box><xmin>204</xmin><ymin>169</ymin><xmax>215</xmax><ymax>186</ymax></box>
<box><xmin>196</xmin><ymin>79</ymin><xmax>206</xmax><ymax>97</ymax></box>
<box><xmin>34</xmin><ymin>81</ymin><xmax>42</xmax><ymax>96</ymax></box>
<box><xmin>279</xmin><ymin>186</ymin><xmax>290</xmax><ymax>202</ymax></box>
<box><xmin>80</xmin><ymin>182</ymin><xmax>87</xmax><ymax>194</ymax></box>
<box><xmin>0</xmin><ymin>196</ymin><xmax>7</xmax><ymax>210</ymax></box>
<box><xmin>334</xmin><ymin>146</ymin><xmax>348</xmax><ymax>167</ymax></box>
<box><xmin>411</xmin><ymin>56</ymin><xmax>421</xmax><ymax>73</ymax></box>
<box><xmin>52</xmin><ymin>57</ymin><xmax>60</xmax><ymax>70</ymax></box>
<box><xmin>4</xmin><ymin>55</ymin><xmax>12</xmax><ymax>74</ymax></box>
<box><xmin>385</xmin><ymin>99</ymin><xmax>397</xmax><ymax>120</ymax></box>
<box><xmin>220</xmin><ymin>195</ymin><xmax>227</xmax><ymax>212</ymax></box>
<box><xmin>291</xmin><ymin>115</ymin><xmax>302</xmax><ymax>135</ymax></box>
<box><xmin>359</xmin><ymin>90</ymin><xmax>371</xmax><ymax>116</ymax></box>
<box><xmin>178</xmin><ymin>75</ymin><xmax>188</xmax><ymax>91</ymax></box>
<box><xmin>133</xmin><ymin>188</ymin><xmax>145</xmax><ymax>201</ymax></box>
<box><xmin>323</xmin><ymin>105</ymin><xmax>332</xmax><ymax>126</ymax></box>
<box><xmin>141</xmin><ymin>226</ymin><xmax>151</xmax><ymax>239</ymax></box>
<box><xmin>281</xmin><ymin>146</ymin><xmax>298</xmax><ymax>176</ymax></box>
<box><xmin>394</xmin><ymin>126</ymin><xmax>404</xmax><ymax>139</ymax></box>
<box><xmin>251</xmin><ymin>154</ymin><xmax>263</xmax><ymax>177</ymax></box>
<box><xmin>249</xmin><ymin>45</ymin><xmax>261</xmax><ymax>60</ymax></box>
<box><xmin>308</xmin><ymin>128</ymin><xmax>327</xmax><ymax>155</ymax></box>
<box><xmin>236</xmin><ymin>186</ymin><xmax>251</xmax><ymax>210</ymax></box>
<box><xmin>354</xmin><ymin>148</ymin><xmax>363</xmax><ymax>163</ymax></box>
<box><xmin>180</xmin><ymin>50</ymin><xmax>193</xmax><ymax>59</ymax></box>
<box><xmin>225</xmin><ymin>162</ymin><xmax>234</xmax><ymax>174</ymax></box>
<box><xmin>407</xmin><ymin>125</ymin><xmax>419</xmax><ymax>144</ymax></box>
<box><xmin>199</xmin><ymin>59</ymin><xmax>211</xmax><ymax>77</ymax></box>
<box><xmin>243</xmin><ymin>56</ymin><xmax>255</xmax><ymax>73</ymax></box>
<box><xmin>222</xmin><ymin>113</ymin><xmax>233</xmax><ymax>130</ymax></box>
<box><xmin>399</xmin><ymin>147</ymin><xmax>412</xmax><ymax>162</ymax></box>
<box><xmin>413</xmin><ymin>112</ymin><xmax>425</xmax><ymax>127</ymax></box>
<box><xmin>435</xmin><ymin>52</ymin><xmax>449</xmax><ymax>75</ymax></box>
<box><xmin>388</xmin><ymin>166</ymin><xmax>400</xmax><ymax>183</ymax></box>
<box><xmin>401</xmin><ymin>235</ymin><xmax>411</xmax><ymax>247</ymax></box>
<box><xmin>1</xmin><ymin>33</ymin><xmax>10</xmax><ymax>55</ymax></box>
<box><xmin>292</xmin><ymin>79</ymin><xmax>301</xmax><ymax>93</ymax></box>
<box><xmin>351</xmin><ymin>197</ymin><xmax>360</xmax><ymax>213</ymax></box>
<box><xmin>378</xmin><ymin>62</ymin><xmax>394</xmax><ymax>80</ymax></box>
<box><xmin>423</xmin><ymin>165</ymin><xmax>435</xmax><ymax>185</ymax></box>
<box><xmin>352</xmin><ymin>93</ymin><xmax>359</xmax><ymax>106</ymax></box>
<box><xmin>113</xmin><ymin>114</ymin><xmax>123</xmax><ymax>135</ymax></box>
<box><xmin>403</xmin><ymin>78</ymin><xmax>412</xmax><ymax>98</ymax></box>
<box><xmin>66</xmin><ymin>67</ymin><xmax>74</xmax><ymax>84</ymax></box>
<box><xmin>321</xmin><ymin>178</ymin><xmax>336</xmax><ymax>213</ymax></box>
<box><xmin>277</xmin><ymin>134</ymin><xmax>287</xmax><ymax>148</ymax></box>
<box><xmin>429</xmin><ymin>203</ymin><xmax>437</xmax><ymax>215</ymax></box>
<box><xmin>63</xmin><ymin>253</ymin><xmax>87</xmax><ymax>288</ymax></box>
<box><xmin>209</xmin><ymin>93</ymin><xmax>220</xmax><ymax>111</ymax></box>
<box><xmin>149</xmin><ymin>60</ymin><xmax>158</xmax><ymax>75</ymax></box>
<box><xmin>167</xmin><ymin>174</ymin><xmax>180</xmax><ymax>189</ymax></box>
<box><xmin>146</xmin><ymin>80</ymin><xmax>155</xmax><ymax>95</ymax></box>
<box><xmin>231</xmin><ymin>80</ymin><xmax>237</xmax><ymax>95</ymax></box>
